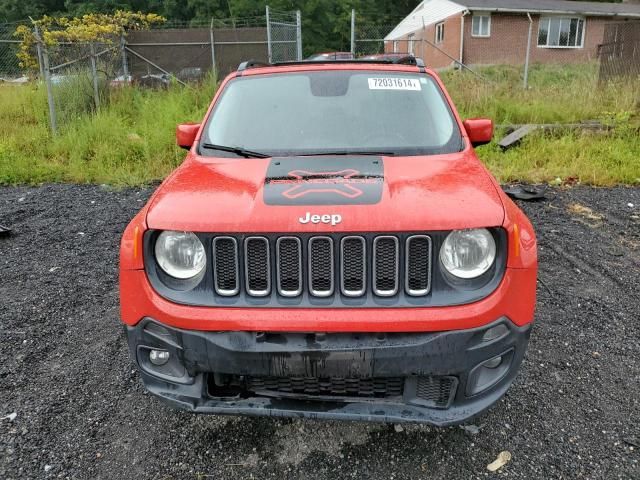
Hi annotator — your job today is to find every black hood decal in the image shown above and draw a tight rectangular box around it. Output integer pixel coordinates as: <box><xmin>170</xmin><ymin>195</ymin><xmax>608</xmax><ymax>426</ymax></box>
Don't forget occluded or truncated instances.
<box><xmin>264</xmin><ymin>156</ymin><xmax>384</xmax><ymax>206</ymax></box>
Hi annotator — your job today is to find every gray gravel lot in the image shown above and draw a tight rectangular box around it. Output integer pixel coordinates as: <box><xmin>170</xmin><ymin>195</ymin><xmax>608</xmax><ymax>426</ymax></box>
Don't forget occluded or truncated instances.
<box><xmin>0</xmin><ymin>184</ymin><xmax>639</xmax><ymax>479</ymax></box>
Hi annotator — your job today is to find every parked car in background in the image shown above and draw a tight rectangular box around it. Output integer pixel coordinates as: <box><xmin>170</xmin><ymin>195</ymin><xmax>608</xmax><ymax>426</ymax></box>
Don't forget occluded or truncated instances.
<box><xmin>361</xmin><ymin>53</ymin><xmax>414</xmax><ymax>61</ymax></box>
<box><xmin>134</xmin><ymin>73</ymin><xmax>170</xmax><ymax>89</ymax></box>
<box><xmin>109</xmin><ymin>74</ymin><xmax>132</xmax><ymax>88</ymax></box>
<box><xmin>306</xmin><ymin>52</ymin><xmax>354</xmax><ymax>61</ymax></box>
<box><xmin>177</xmin><ymin>67</ymin><xmax>203</xmax><ymax>82</ymax></box>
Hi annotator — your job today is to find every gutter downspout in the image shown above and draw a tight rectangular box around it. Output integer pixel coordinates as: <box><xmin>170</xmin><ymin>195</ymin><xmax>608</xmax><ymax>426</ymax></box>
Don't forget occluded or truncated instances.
<box><xmin>460</xmin><ymin>10</ymin><xmax>469</xmax><ymax>70</ymax></box>
<box><xmin>524</xmin><ymin>12</ymin><xmax>533</xmax><ymax>89</ymax></box>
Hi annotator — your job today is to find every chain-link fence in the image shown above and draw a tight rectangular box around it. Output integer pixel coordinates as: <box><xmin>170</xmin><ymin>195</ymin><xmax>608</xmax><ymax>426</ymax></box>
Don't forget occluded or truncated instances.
<box><xmin>598</xmin><ymin>21</ymin><xmax>640</xmax><ymax>82</ymax></box>
<box><xmin>0</xmin><ymin>7</ymin><xmax>302</xmax><ymax>133</ymax></box>
<box><xmin>0</xmin><ymin>21</ymin><xmax>26</xmax><ymax>81</ymax></box>
<box><xmin>352</xmin><ymin>22</ymin><xmax>400</xmax><ymax>57</ymax></box>
<box><xmin>266</xmin><ymin>8</ymin><xmax>301</xmax><ymax>63</ymax></box>
<box><xmin>42</xmin><ymin>39</ymin><xmax>122</xmax><ymax>129</ymax></box>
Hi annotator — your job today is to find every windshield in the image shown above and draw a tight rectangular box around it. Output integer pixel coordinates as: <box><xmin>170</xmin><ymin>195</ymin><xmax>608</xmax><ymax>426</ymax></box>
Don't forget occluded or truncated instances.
<box><xmin>201</xmin><ymin>70</ymin><xmax>462</xmax><ymax>157</ymax></box>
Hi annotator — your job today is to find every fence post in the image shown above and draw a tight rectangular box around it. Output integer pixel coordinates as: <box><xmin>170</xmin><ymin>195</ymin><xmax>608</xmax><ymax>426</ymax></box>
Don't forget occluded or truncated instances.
<box><xmin>350</xmin><ymin>9</ymin><xmax>356</xmax><ymax>55</ymax></box>
<box><xmin>296</xmin><ymin>10</ymin><xmax>302</xmax><ymax>61</ymax></box>
<box><xmin>209</xmin><ymin>18</ymin><xmax>217</xmax><ymax>81</ymax></box>
<box><xmin>523</xmin><ymin>13</ymin><xmax>533</xmax><ymax>89</ymax></box>
<box><xmin>120</xmin><ymin>33</ymin><xmax>129</xmax><ymax>80</ymax></box>
<box><xmin>39</xmin><ymin>38</ymin><xmax>57</xmax><ymax>135</ymax></box>
<box><xmin>266</xmin><ymin>5</ymin><xmax>272</xmax><ymax>63</ymax></box>
<box><xmin>89</xmin><ymin>42</ymin><xmax>100</xmax><ymax>110</ymax></box>
<box><xmin>34</xmin><ymin>25</ymin><xmax>45</xmax><ymax>80</ymax></box>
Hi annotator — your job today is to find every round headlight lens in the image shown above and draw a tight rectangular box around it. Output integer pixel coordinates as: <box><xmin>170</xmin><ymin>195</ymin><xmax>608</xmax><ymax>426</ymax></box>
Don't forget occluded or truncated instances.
<box><xmin>154</xmin><ymin>231</ymin><xmax>206</xmax><ymax>279</ymax></box>
<box><xmin>440</xmin><ymin>228</ymin><xmax>496</xmax><ymax>279</ymax></box>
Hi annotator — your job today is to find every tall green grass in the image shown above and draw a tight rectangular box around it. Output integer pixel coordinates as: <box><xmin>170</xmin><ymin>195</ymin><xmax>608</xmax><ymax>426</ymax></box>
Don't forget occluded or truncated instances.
<box><xmin>441</xmin><ymin>64</ymin><xmax>640</xmax><ymax>185</ymax></box>
<box><xmin>0</xmin><ymin>64</ymin><xmax>638</xmax><ymax>186</ymax></box>
<box><xmin>0</xmin><ymin>80</ymin><xmax>216</xmax><ymax>185</ymax></box>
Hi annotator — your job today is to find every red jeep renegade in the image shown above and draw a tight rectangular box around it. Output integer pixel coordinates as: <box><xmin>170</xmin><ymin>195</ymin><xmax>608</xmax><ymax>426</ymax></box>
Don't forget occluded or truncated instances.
<box><xmin>119</xmin><ymin>57</ymin><xmax>537</xmax><ymax>425</ymax></box>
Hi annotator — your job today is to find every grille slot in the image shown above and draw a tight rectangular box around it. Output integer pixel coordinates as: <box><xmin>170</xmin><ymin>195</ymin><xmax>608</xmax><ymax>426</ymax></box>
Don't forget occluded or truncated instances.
<box><xmin>244</xmin><ymin>237</ymin><xmax>270</xmax><ymax>296</ymax></box>
<box><xmin>247</xmin><ymin>376</ymin><xmax>404</xmax><ymax>398</ymax></box>
<box><xmin>416</xmin><ymin>376</ymin><xmax>457</xmax><ymax>408</ymax></box>
<box><xmin>406</xmin><ymin>235</ymin><xmax>432</xmax><ymax>296</ymax></box>
<box><xmin>213</xmin><ymin>237</ymin><xmax>239</xmax><ymax>296</ymax></box>
<box><xmin>308</xmin><ymin>237</ymin><xmax>334</xmax><ymax>297</ymax></box>
<box><xmin>373</xmin><ymin>236</ymin><xmax>399</xmax><ymax>296</ymax></box>
<box><xmin>341</xmin><ymin>236</ymin><xmax>366</xmax><ymax>297</ymax></box>
<box><xmin>276</xmin><ymin>237</ymin><xmax>302</xmax><ymax>297</ymax></box>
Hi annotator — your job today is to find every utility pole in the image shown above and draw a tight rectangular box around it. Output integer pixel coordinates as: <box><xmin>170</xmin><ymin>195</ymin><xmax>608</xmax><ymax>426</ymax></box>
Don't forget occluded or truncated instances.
<box><xmin>266</xmin><ymin>5</ymin><xmax>272</xmax><ymax>63</ymax></box>
<box><xmin>350</xmin><ymin>9</ymin><xmax>356</xmax><ymax>56</ymax></box>
<box><xmin>296</xmin><ymin>10</ymin><xmax>302</xmax><ymax>61</ymax></box>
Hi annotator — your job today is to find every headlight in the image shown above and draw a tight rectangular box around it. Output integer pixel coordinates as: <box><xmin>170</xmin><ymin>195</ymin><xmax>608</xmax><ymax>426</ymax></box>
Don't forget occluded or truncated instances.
<box><xmin>154</xmin><ymin>231</ymin><xmax>206</xmax><ymax>279</ymax></box>
<box><xmin>440</xmin><ymin>228</ymin><xmax>496</xmax><ymax>279</ymax></box>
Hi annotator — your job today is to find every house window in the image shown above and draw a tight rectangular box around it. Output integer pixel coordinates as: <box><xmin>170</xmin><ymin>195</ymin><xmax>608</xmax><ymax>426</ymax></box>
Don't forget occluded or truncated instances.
<box><xmin>435</xmin><ymin>22</ymin><xmax>445</xmax><ymax>44</ymax></box>
<box><xmin>538</xmin><ymin>17</ymin><xmax>585</xmax><ymax>48</ymax></box>
<box><xmin>408</xmin><ymin>33</ymin><xmax>415</xmax><ymax>54</ymax></box>
<box><xmin>471</xmin><ymin>15</ymin><xmax>491</xmax><ymax>37</ymax></box>
<box><xmin>393</xmin><ymin>40</ymin><xmax>398</xmax><ymax>53</ymax></box>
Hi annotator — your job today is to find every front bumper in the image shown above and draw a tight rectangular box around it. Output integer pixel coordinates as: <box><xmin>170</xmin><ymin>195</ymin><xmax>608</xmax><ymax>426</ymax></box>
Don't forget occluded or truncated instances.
<box><xmin>126</xmin><ymin>317</ymin><xmax>531</xmax><ymax>425</ymax></box>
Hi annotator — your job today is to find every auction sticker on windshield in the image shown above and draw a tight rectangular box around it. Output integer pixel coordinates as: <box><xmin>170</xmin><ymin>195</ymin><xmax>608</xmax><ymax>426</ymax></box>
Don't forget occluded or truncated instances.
<box><xmin>368</xmin><ymin>77</ymin><xmax>421</xmax><ymax>91</ymax></box>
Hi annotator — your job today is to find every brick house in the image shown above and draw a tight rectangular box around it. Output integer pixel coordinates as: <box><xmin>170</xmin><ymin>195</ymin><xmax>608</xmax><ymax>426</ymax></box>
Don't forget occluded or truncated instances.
<box><xmin>384</xmin><ymin>0</ymin><xmax>640</xmax><ymax>69</ymax></box>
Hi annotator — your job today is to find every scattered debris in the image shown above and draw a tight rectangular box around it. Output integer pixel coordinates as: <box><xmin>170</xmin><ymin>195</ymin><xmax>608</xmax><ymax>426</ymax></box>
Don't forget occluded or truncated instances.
<box><xmin>487</xmin><ymin>451</ymin><xmax>512</xmax><ymax>472</ymax></box>
<box><xmin>460</xmin><ymin>424</ymin><xmax>481</xmax><ymax>435</ymax></box>
<box><xmin>0</xmin><ymin>224</ymin><xmax>11</xmax><ymax>237</ymax></box>
<box><xmin>394</xmin><ymin>424</ymin><xmax>404</xmax><ymax>433</ymax></box>
<box><xmin>498</xmin><ymin>124</ymin><xmax>538</xmax><ymax>150</ymax></box>
<box><xmin>623</xmin><ymin>437</ymin><xmax>640</xmax><ymax>448</ymax></box>
<box><xmin>628</xmin><ymin>203</ymin><xmax>635</xmax><ymax>208</ymax></box>
<box><xmin>2</xmin><ymin>412</ymin><xmax>17</xmax><ymax>422</ymax></box>
<box><xmin>498</xmin><ymin>121</ymin><xmax>608</xmax><ymax>151</ymax></box>
<box><xmin>562</xmin><ymin>176</ymin><xmax>580</xmax><ymax>186</ymax></box>
<box><xmin>568</xmin><ymin>203</ymin><xmax>604</xmax><ymax>226</ymax></box>
<box><xmin>44</xmin><ymin>465</ymin><xmax>53</xmax><ymax>472</ymax></box>
<box><xmin>48</xmin><ymin>267</ymin><xmax>61</xmax><ymax>273</ymax></box>
<box><xmin>502</xmin><ymin>184</ymin><xmax>548</xmax><ymax>201</ymax></box>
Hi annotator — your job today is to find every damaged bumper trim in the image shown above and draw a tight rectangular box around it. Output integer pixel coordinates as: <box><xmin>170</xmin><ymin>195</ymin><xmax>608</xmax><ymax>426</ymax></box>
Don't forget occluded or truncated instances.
<box><xmin>126</xmin><ymin>317</ymin><xmax>532</xmax><ymax>425</ymax></box>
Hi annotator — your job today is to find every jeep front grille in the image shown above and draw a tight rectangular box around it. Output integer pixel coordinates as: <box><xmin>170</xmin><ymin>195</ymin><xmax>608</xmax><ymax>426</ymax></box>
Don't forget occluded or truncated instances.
<box><xmin>373</xmin><ymin>236</ymin><xmax>399</xmax><ymax>296</ymax></box>
<box><xmin>341</xmin><ymin>236</ymin><xmax>366</xmax><ymax>297</ymax></box>
<box><xmin>212</xmin><ymin>237</ymin><xmax>239</xmax><ymax>296</ymax></box>
<box><xmin>244</xmin><ymin>237</ymin><xmax>270</xmax><ymax>296</ymax></box>
<box><xmin>276</xmin><ymin>237</ymin><xmax>302</xmax><ymax>297</ymax></box>
<box><xmin>208</xmin><ymin>374</ymin><xmax>457</xmax><ymax>406</ymax></box>
<box><xmin>210</xmin><ymin>233</ymin><xmax>432</xmax><ymax>300</ymax></box>
<box><xmin>309</xmin><ymin>237</ymin><xmax>334</xmax><ymax>296</ymax></box>
<box><xmin>247</xmin><ymin>375</ymin><xmax>404</xmax><ymax>398</ymax></box>
<box><xmin>406</xmin><ymin>235</ymin><xmax>432</xmax><ymax>296</ymax></box>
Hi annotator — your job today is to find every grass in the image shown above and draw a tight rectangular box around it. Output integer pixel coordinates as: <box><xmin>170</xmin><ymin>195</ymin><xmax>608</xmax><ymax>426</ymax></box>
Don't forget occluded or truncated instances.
<box><xmin>0</xmin><ymin>64</ymin><xmax>638</xmax><ymax>186</ymax></box>
<box><xmin>440</xmin><ymin>64</ymin><xmax>640</xmax><ymax>185</ymax></box>
<box><xmin>0</xmin><ymin>80</ymin><xmax>216</xmax><ymax>186</ymax></box>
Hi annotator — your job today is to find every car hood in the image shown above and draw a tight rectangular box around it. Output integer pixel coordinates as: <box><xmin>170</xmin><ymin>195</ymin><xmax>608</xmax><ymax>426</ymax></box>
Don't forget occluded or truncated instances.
<box><xmin>146</xmin><ymin>152</ymin><xmax>505</xmax><ymax>232</ymax></box>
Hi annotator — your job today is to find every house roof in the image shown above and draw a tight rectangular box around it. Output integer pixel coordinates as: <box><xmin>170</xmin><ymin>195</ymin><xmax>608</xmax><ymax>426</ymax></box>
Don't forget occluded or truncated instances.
<box><xmin>460</xmin><ymin>0</ymin><xmax>640</xmax><ymax>17</ymax></box>
<box><xmin>385</xmin><ymin>0</ymin><xmax>640</xmax><ymax>39</ymax></box>
<box><xmin>385</xmin><ymin>0</ymin><xmax>466</xmax><ymax>40</ymax></box>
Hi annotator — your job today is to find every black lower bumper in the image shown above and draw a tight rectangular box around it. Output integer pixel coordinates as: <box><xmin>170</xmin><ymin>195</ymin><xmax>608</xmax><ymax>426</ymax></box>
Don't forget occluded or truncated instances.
<box><xmin>125</xmin><ymin>318</ymin><xmax>532</xmax><ymax>425</ymax></box>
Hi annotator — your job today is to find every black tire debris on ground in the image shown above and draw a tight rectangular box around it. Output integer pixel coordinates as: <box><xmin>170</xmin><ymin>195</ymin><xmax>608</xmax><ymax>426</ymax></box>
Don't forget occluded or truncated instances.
<box><xmin>0</xmin><ymin>184</ymin><xmax>638</xmax><ymax>480</ymax></box>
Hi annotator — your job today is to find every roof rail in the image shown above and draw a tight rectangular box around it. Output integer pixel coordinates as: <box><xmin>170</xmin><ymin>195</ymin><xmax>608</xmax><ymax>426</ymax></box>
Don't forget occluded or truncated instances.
<box><xmin>237</xmin><ymin>56</ymin><xmax>426</xmax><ymax>72</ymax></box>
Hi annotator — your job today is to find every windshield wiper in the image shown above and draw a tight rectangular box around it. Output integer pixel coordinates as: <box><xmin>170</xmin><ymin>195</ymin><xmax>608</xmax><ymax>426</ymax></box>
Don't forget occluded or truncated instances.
<box><xmin>201</xmin><ymin>143</ymin><xmax>270</xmax><ymax>158</ymax></box>
<box><xmin>299</xmin><ymin>150</ymin><xmax>396</xmax><ymax>157</ymax></box>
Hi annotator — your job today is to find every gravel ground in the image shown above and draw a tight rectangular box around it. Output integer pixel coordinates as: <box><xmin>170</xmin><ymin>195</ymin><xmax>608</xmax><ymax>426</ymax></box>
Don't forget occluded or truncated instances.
<box><xmin>1</xmin><ymin>184</ymin><xmax>639</xmax><ymax>480</ymax></box>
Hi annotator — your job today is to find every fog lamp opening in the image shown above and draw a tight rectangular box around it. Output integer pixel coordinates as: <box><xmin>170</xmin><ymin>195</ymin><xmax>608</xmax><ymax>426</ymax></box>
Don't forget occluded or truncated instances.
<box><xmin>149</xmin><ymin>349</ymin><xmax>170</xmax><ymax>366</ymax></box>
